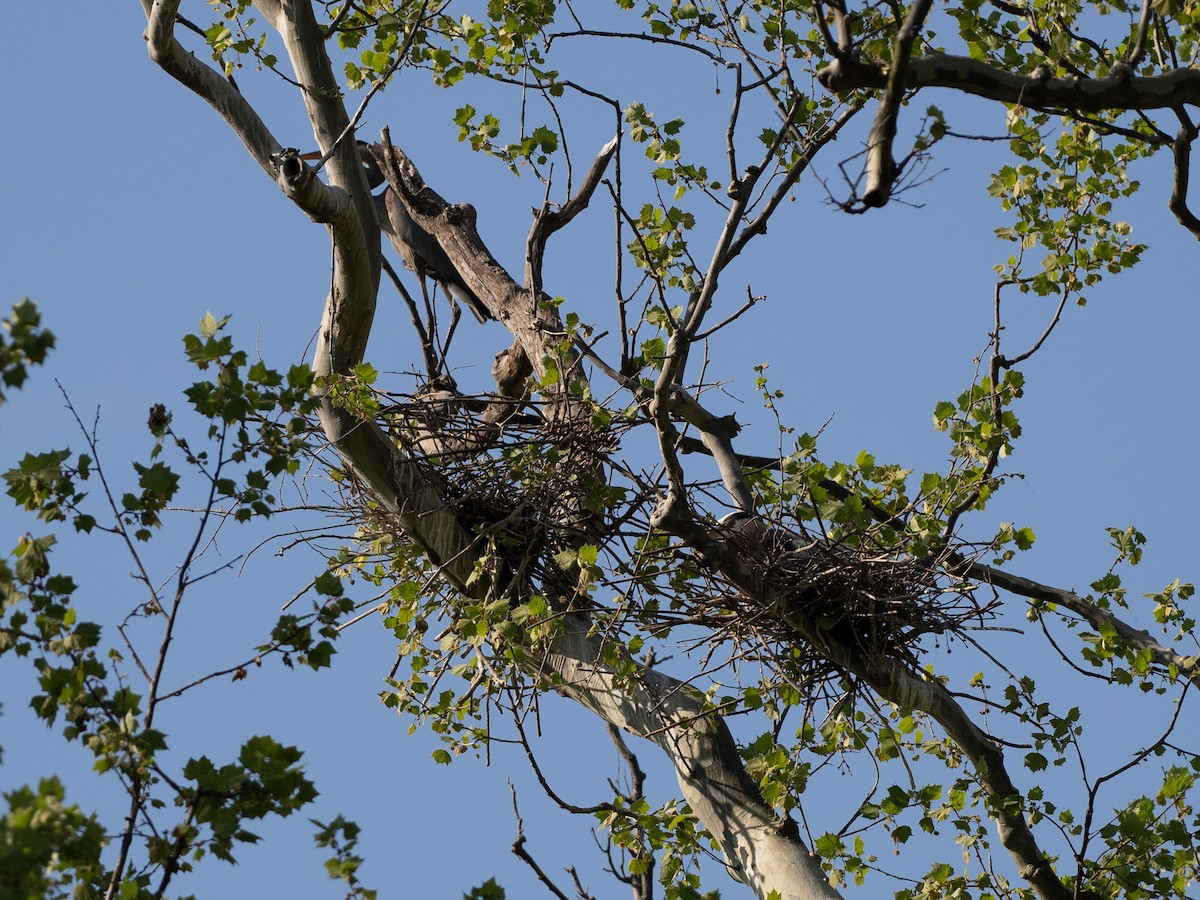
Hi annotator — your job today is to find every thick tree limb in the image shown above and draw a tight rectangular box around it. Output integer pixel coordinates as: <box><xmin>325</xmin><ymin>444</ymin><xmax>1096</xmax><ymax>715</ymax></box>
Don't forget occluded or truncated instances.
<box><xmin>819</xmin><ymin>54</ymin><xmax>1200</xmax><ymax>112</ymax></box>
<box><xmin>262</xmin><ymin>0</ymin><xmax>380</xmax><ymax>316</ymax></box>
<box><xmin>668</xmin><ymin>388</ymin><xmax>755</xmax><ymax>515</ymax></box>
<box><xmin>140</xmin><ymin>7</ymin><xmax>997</xmax><ymax>897</ymax></box>
<box><xmin>371</xmin><ymin>128</ymin><xmax>830</xmax><ymax>898</ymax></box>
<box><xmin>678</xmin><ymin>435</ymin><xmax>1198</xmax><ymax>689</ymax></box>
<box><xmin>545</xmin><ymin>615</ymin><xmax>843</xmax><ymax>900</ymax></box>
<box><xmin>143</xmin><ymin>0</ymin><xmax>280</xmax><ymax>175</ymax></box>
<box><xmin>863</xmin><ymin>0</ymin><xmax>933</xmax><ymax>206</ymax></box>
<box><xmin>260</xmin><ymin>4</ymin><xmax>481</xmax><ymax>590</ymax></box>
<box><xmin>1168</xmin><ymin>124</ymin><xmax>1200</xmax><ymax>239</ymax></box>
<box><xmin>374</xmin><ymin>132</ymin><xmax>565</xmax><ymax>373</ymax></box>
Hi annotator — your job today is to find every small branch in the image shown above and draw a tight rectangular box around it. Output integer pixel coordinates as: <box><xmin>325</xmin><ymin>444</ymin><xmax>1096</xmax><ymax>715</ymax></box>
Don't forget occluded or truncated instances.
<box><xmin>316</xmin><ymin>1</ymin><xmax>431</xmax><ymax>173</ymax></box>
<box><xmin>1077</xmin><ymin>682</ymin><xmax>1191</xmax><ymax>878</ymax></box>
<box><xmin>381</xmin><ymin>255</ymin><xmax>441</xmax><ymax>379</ymax></box>
<box><xmin>152</xmin><ymin>799</ymin><xmax>198</xmax><ymax>898</ymax></box>
<box><xmin>607</xmin><ymin>725</ymin><xmax>654</xmax><ymax>900</ymax></box>
<box><xmin>512</xmin><ymin>720</ymin><xmax>615</xmax><ymax>816</ymax></box>
<box><xmin>999</xmin><ymin>281</ymin><xmax>1071</xmax><ymax>367</ymax></box>
<box><xmin>726</xmin><ymin>99</ymin><xmax>866</xmax><ymax>262</ymax></box>
<box><xmin>526</xmin><ymin>134</ymin><xmax>619</xmax><ymax>293</ymax></box>
<box><xmin>829</xmin><ymin>0</ymin><xmax>854</xmax><ymax>54</ymax></box>
<box><xmin>546</xmin><ymin>27</ymin><xmax>728</xmax><ymax>66</ymax></box>
<box><xmin>509</xmin><ymin>785</ymin><xmax>573</xmax><ymax>900</ymax></box>
<box><xmin>1127</xmin><ymin>0</ymin><xmax>1154</xmax><ymax>69</ymax></box>
<box><xmin>321</xmin><ymin>0</ymin><xmax>355</xmax><ymax>38</ymax></box>
<box><xmin>693</xmin><ymin>285</ymin><xmax>763</xmax><ymax>340</ymax></box>
<box><xmin>1168</xmin><ymin>123</ymin><xmax>1200</xmax><ymax>239</ymax></box>
<box><xmin>725</xmin><ymin>65</ymin><xmax>745</xmax><ymax>186</ymax></box>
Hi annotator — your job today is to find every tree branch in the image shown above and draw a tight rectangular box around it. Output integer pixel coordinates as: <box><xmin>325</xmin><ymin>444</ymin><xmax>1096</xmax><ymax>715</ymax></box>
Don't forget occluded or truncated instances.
<box><xmin>526</xmin><ymin>135</ymin><xmax>619</xmax><ymax>294</ymax></box>
<box><xmin>819</xmin><ymin>53</ymin><xmax>1200</xmax><ymax>112</ymax></box>
<box><xmin>143</xmin><ymin>0</ymin><xmax>281</xmax><ymax>176</ymax></box>
<box><xmin>863</xmin><ymin>0</ymin><xmax>933</xmax><ymax>207</ymax></box>
<box><xmin>374</xmin><ymin>131</ymin><xmax>565</xmax><ymax>368</ymax></box>
<box><xmin>252</xmin><ymin>6</ymin><xmax>480</xmax><ymax>590</ymax></box>
<box><xmin>662</xmin><ymin>516</ymin><xmax>1074</xmax><ymax>900</ymax></box>
<box><xmin>542</xmin><ymin>614</ymin><xmax>843</xmax><ymax>900</ymax></box>
<box><xmin>1168</xmin><ymin>123</ymin><xmax>1200</xmax><ymax>239</ymax></box>
<box><xmin>678</xmin><ymin>433</ymin><xmax>1198</xmax><ymax>689</ymax></box>
<box><xmin>962</xmin><ymin>558</ymin><xmax>1200</xmax><ymax>688</ymax></box>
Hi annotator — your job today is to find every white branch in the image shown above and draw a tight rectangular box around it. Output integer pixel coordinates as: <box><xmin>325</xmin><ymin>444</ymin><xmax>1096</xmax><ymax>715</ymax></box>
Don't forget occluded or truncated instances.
<box><xmin>546</xmin><ymin>616</ymin><xmax>843</xmax><ymax>900</ymax></box>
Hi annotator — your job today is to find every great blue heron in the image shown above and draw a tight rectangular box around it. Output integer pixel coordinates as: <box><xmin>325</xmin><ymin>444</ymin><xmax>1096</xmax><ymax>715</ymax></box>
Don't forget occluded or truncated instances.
<box><xmin>300</xmin><ymin>142</ymin><xmax>492</xmax><ymax>324</ymax></box>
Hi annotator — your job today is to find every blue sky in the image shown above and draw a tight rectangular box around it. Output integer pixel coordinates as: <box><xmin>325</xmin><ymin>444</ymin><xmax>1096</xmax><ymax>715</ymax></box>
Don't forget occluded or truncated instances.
<box><xmin>2</xmin><ymin>4</ymin><xmax>1198</xmax><ymax>898</ymax></box>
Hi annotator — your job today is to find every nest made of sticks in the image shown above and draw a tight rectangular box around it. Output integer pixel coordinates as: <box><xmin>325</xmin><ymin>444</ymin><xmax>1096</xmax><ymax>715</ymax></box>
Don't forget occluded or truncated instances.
<box><xmin>354</xmin><ymin>383</ymin><xmax>630</xmax><ymax>592</ymax></box>
<box><xmin>682</xmin><ymin>516</ymin><xmax>996</xmax><ymax>689</ymax></box>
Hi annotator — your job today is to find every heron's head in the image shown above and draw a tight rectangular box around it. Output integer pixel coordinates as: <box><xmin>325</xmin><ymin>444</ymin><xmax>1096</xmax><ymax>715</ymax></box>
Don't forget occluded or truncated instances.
<box><xmin>297</xmin><ymin>140</ymin><xmax>382</xmax><ymax>188</ymax></box>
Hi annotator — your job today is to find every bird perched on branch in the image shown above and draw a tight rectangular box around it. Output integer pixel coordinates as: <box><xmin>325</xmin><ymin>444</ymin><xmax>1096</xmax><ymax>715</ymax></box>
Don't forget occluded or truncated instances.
<box><xmin>300</xmin><ymin>142</ymin><xmax>492</xmax><ymax>324</ymax></box>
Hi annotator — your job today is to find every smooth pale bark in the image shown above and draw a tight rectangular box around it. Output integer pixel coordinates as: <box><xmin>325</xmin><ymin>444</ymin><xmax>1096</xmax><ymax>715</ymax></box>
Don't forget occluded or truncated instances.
<box><xmin>548</xmin><ymin>616</ymin><xmax>843</xmax><ymax>900</ymax></box>
<box><xmin>372</xmin><ymin>135</ymin><xmax>843</xmax><ymax>897</ymax></box>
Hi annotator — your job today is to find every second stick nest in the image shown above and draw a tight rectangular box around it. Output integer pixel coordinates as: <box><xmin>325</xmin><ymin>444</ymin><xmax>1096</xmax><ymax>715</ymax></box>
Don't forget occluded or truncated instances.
<box><xmin>685</xmin><ymin>516</ymin><xmax>996</xmax><ymax>689</ymax></box>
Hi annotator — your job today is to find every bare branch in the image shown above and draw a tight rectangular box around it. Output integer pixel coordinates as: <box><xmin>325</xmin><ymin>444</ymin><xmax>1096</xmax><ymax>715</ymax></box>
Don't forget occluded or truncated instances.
<box><xmin>526</xmin><ymin>135</ymin><xmax>620</xmax><ymax>292</ymax></box>
<box><xmin>1126</xmin><ymin>0</ymin><xmax>1154</xmax><ymax>69</ymax></box>
<box><xmin>819</xmin><ymin>53</ymin><xmax>1200</xmax><ymax>111</ymax></box>
<box><xmin>509</xmin><ymin>785</ymin><xmax>574</xmax><ymax>900</ymax></box>
<box><xmin>863</xmin><ymin>0</ymin><xmax>933</xmax><ymax>206</ymax></box>
<box><xmin>1168</xmin><ymin>123</ymin><xmax>1200</xmax><ymax>239</ymax></box>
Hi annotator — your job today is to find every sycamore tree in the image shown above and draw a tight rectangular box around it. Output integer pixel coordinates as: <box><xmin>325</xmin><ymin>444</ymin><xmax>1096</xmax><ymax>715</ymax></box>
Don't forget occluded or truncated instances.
<box><xmin>3</xmin><ymin>1</ymin><xmax>1198</xmax><ymax>899</ymax></box>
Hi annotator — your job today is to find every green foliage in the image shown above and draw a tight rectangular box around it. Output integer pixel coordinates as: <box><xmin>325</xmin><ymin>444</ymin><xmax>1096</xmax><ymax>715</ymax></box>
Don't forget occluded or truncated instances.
<box><xmin>628</xmin><ymin>202</ymin><xmax>699</xmax><ymax>290</ymax></box>
<box><xmin>313</xmin><ymin>816</ymin><xmax>378</xmax><ymax>899</ymax></box>
<box><xmin>4</xmin><ymin>450</ymin><xmax>89</xmax><ymax>531</ymax></box>
<box><xmin>0</xmin><ymin>777</ymin><xmax>106</xmax><ymax>899</ymax></box>
<box><xmin>465</xmin><ymin>877</ymin><xmax>506</xmax><ymax>899</ymax></box>
<box><xmin>0</xmin><ymin>299</ymin><xmax>55</xmax><ymax>411</ymax></box>
<box><xmin>1084</xmin><ymin>763</ymin><xmax>1200</xmax><ymax>899</ymax></box>
<box><xmin>182</xmin><ymin>737</ymin><xmax>317</xmax><ymax>863</ymax></box>
<box><xmin>12</xmin><ymin>0</ymin><xmax>1200</xmax><ymax>896</ymax></box>
<box><xmin>990</xmin><ymin>119</ymin><xmax>1146</xmax><ymax>303</ymax></box>
<box><xmin>0</xmin><ymin>317</ymin><xmax>367</xmax><ymax>897</ymax></box>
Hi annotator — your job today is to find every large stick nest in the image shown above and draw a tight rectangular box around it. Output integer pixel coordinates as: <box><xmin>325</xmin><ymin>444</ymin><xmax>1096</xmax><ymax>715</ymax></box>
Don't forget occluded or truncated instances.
<box><xmin>346</xmin><ymin>382</ymin><xmax>629</xmax><ymax>598</ymax></box>
<box><xmin>675</xmin><ymin>516</ymin><xmax>997</xmax><ymax>692</ymax></box>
